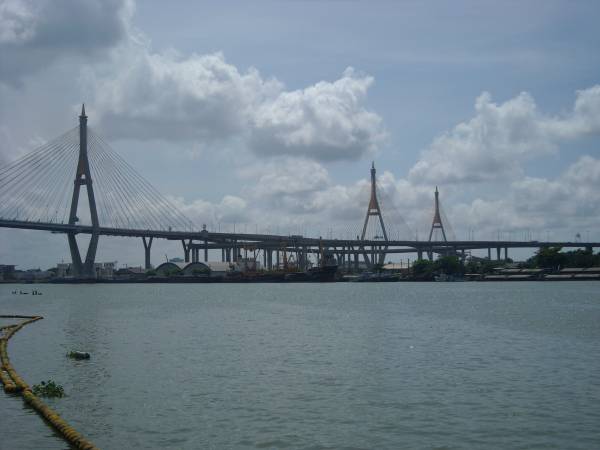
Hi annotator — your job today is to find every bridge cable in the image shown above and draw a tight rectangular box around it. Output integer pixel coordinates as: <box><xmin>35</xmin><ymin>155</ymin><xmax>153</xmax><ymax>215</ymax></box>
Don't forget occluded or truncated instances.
<box><xmin>89</xmin><ymin>131</ymin><xmax>193</xmax><ymax>231</ymax></box>
<box><xmin>0</xmin><ymin>131</ymin><xmax>78</xmax><ymax>222</ymax></box>
<box><xmin>90</xmin><ymin>130</ymin><xmax>194</xmax><ymax>231</ymax></box>
<box><xmin>89</xmin><ymin>135</ymin><xmax>163</xmax><ymax>230</ymax></box>
<box><xmin>4</xmin><ymin>138</ymin><xmax>77</xmax><ymax>222</ymax></box>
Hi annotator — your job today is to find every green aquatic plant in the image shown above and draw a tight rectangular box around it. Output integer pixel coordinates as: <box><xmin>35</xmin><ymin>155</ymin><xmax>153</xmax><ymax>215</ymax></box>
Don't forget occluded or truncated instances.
<box><xmin>32</xmin><ymin>380</ymin><xmax>65</xmax><ymax>398</ymax></box>
<box><xmin>67</xmin><ymin>351</ymin><xmax>90</xmax><ymax>360</ymax></box>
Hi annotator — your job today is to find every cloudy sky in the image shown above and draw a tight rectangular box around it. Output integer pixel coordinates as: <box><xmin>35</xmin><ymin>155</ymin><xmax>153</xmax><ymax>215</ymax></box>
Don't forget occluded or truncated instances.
<box><xmin>1</xmin><ymin>0</ymin><xmax>599</xmax><ymax>268</ymax></box>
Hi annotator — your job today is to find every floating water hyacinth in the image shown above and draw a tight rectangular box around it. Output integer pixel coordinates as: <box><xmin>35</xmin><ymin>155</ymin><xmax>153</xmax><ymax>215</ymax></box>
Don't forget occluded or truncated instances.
<box><xmin>32</xmin><ymin>380</ymin><xmax>65</xmax><ymax>398</ymax></box>
<box><xmin>67</xmin><ymin>351</ymin><xmax>91</xmax><ymax>360</ymax></box>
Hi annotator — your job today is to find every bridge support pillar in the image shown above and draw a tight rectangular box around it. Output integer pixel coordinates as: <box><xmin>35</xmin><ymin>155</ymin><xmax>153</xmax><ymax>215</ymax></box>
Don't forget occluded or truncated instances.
<box><xmin>305</xmin><ymin>246</ymin><xmax>309</xmax><ymax>270</ymax></box>
<box><xmin>298</xmin><ymin>248</ymin><xmax>303</xmax><ymax>271</ymax></box>
<box><xmin>360</xmin><ymin>247</ymin><xmax>370</xmax><ymax>269</ymax></box>
<box><xmin>417</xmin><ymin>249</ymin><xmax>423</xmax><ymax>261</ymax></box>
<box><xmin>488</xmin><ymin>248</ymin><xmax>491</xmax><ymax>260</ymax></box>
<box><xmin>496</xmin><ymin>247</ymin><xmax>501</xmax><ymax>260</ymax></box>
<box><xmin>204</xmin><ymin>239</ymin><xmax>208</xmax><ymax>262</ymax></box>
<box><xmin>67</xmin><ymin>233</ymin><xmax>99</xmax><ymax>279</ymax></box>
<box><xmin>182</xmin><ymin>240</ymin><xmax>190</xmax><ymax>263</ymax></box>
<box><xmin>379</xmin><ymin>245</ymin><xmax>387</xmax><ymax>266</ymax></box>
<box><xmin>504</xmin><ymin>247</ymin><xmax>508</xmax><ymax>260</ymax></box>
<box><xmin>67</xmin><ymin>234</ymin><xmax>83</xmax><ymax>277</ymax></box>
<box><xmin>142</xmin><ymin>236</ymin><xmax>153</xmax><ymax>270</ymax></box>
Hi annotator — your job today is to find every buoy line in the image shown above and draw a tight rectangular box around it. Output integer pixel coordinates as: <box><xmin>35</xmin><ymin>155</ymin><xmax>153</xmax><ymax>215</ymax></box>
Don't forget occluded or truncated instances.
<box><xmin>0</xmin><ymin>315</ymin><xmax>100</xmax><ymax>450</ymax></box>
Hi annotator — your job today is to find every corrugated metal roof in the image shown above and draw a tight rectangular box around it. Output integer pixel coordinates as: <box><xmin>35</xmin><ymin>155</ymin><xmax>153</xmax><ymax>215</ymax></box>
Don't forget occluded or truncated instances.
<box><xmin>207</xmin><ymin>262</ymin><xmax>234</xmax><ymax>271</ymax></box>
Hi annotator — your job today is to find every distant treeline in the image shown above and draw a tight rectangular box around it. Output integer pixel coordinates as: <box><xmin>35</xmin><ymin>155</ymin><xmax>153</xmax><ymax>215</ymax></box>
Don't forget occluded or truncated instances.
<box><xmin>408</xmin><ymin>248</ymin><xmax>599</xmax><ymax>280</ymax></box>
<box><xmin>522</xmin><ymin>247</ymin><xmax>600</xmax><ymax>271</ymax></box>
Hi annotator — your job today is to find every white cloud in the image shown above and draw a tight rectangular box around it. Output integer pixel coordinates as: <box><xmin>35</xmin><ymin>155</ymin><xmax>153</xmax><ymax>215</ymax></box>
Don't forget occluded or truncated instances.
<box><xmin>167</xmin><ymin>194</ymin><xmax>249</xmax><ymax>229</ymax></box>
<box><xmin>164</xmin><ymin>159</ymin><xmax>415</xmax><ymax>238</ymax></box>
<box><xmin>250</xmin><ymin>68</ymin><xmax>386</xmax><ymax>161</ymax></box>
<box><xmin>513</xmin><ymin>155</ymin><xmax>600</xmax><ymax>221</ymax></box>
<box><xmin>241</xmin><ymin>157</ymin><xmax>330</xmax><ymax>202</ymax></box>
<box><xmin>90</xmin><ymin>49</ymin><xmax>281</xmax><ymax>142</ymax></box>
<box><xmin>0</xmin><ymin>0</ymin><xmax>132</xmax><ymax>84</ymax></box>
<box><xmin>0</xmin><ymin>0</ymin><xmax>35</xmax><ymax>44</ymax></box>
<box><xmin>451</xmin><ymin>155</ymin><xmax>600</xmax><ymax>238</ymax></box>
<box><xmin>239</xmin><ymin>159</ymin><xmax>416</xmax><ymax>238</ymax></box>
<box><xmin>409</xmin><ymin>86</ymin><xmax>600</xmax><ymax>184</ymax></box>
<box><xmin>548</xmin><ymin>85</ymin><xmax>600</xmax><ymax>137</ymax></box>
<box><xmin>0</xmin><ymin>123</ymin><xmax>46</xmax><ymax>163</ymax></box>
<box><xmin>87</xmin><ymin>34</ymin><xmax>385</xmax><ymax>161</ymax></box>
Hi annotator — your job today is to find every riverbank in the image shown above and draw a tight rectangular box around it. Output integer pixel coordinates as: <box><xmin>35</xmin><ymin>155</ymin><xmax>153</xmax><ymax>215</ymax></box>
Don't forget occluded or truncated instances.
<box><xmin>2</xmin><ymin>275</ymin><xmax>599</xmax><ymax>284</ymax></box>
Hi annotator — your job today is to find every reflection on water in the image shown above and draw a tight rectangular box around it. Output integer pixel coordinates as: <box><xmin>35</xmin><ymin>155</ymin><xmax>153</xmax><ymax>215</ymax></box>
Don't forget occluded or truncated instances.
<box><xmin>1</xmin><ymin>282</ymin><xmax>599</xmax><ymax>449</ymax></box>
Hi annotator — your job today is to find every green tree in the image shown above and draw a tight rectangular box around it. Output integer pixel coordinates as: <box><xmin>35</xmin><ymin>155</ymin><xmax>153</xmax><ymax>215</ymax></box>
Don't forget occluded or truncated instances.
<box><xmin>433</xmin><ymin>256</ymin><xmax>463</xmax><ymax>275</ymax></box>
<box><xmin>534</xmin><ymin>247</ymin><xmax>567</xmax><ymax>270</ymax></box>
<box><xmin>411</xmin><ymin>259</ymin><xmax>434</xmax><ymax>280</ymax></box>
<box><xmin>564</xmin><ymin>249</ymin><xmax>595</xmax><ymax>267</ymax></box>
<box><xmin>372</xmin><ymin>263</ymin><xmax>384</xmax><ymax>273</ymax></box>
<box><xmin>465</xmin><ymin>259</ymin><xmax>498</xmax><ymax>274</ymax></box>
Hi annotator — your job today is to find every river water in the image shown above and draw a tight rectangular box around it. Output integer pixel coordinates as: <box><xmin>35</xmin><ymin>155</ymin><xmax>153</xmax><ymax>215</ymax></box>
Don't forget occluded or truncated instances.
<box><xmin>0</xmin><ymin>282</ymin><xmax>599</xmax><ymax>449</ymax></box>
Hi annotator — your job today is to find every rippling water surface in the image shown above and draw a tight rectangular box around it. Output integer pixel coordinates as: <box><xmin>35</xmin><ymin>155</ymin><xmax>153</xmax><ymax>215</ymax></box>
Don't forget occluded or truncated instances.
<box><xmin>1</xmin><ymin>282</ymin><xmax>599</xmax><ymax>449</ymax></box>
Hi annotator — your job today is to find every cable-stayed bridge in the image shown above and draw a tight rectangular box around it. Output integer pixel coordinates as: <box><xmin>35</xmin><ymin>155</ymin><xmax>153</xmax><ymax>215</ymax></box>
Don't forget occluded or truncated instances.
<box><xmin>1</xmin><ymin>107</ymin><xmax>597</xmax><ymax>278</ymax></box>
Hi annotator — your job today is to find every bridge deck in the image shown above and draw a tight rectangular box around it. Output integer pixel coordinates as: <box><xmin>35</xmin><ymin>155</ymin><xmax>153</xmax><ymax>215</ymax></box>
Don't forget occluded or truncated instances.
<box><xmin>1</xmin><ymin>219</ymin><xmax>597</xmax><ymax>252</ymax></box>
